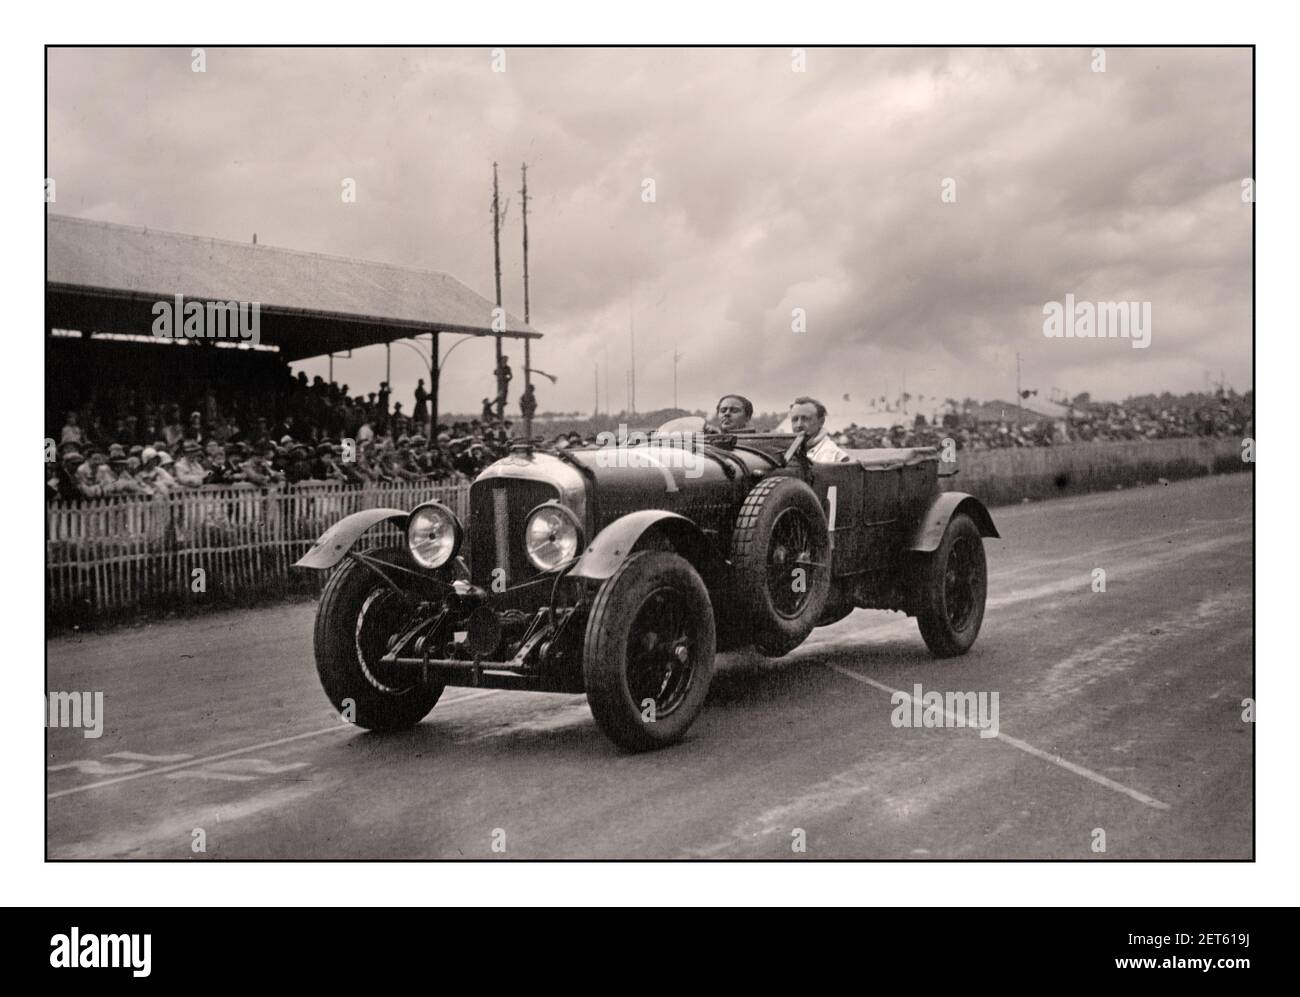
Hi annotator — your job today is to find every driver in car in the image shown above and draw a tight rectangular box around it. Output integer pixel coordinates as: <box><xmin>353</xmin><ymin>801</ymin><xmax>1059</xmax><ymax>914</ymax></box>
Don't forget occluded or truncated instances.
<box><xmin>714</xmin><ymin>394</ymin><xmax>754</xmax><ymax>433</ymax></box>
<box><xmin>789</xmin><ymin>396</ymin><xmax>851</xmax><ymax>463</ymax></box>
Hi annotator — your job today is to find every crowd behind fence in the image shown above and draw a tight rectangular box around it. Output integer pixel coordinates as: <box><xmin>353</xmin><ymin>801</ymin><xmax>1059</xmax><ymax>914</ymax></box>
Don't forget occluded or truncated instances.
<box><xmin>47</xmin><ymin>480</ymin><xmax>470</xmax><ymax>623</ymax></box>
<box><xmin>46</xmin><ymin>437</ymin><xmax>1250</xmax><ymax>626</ymax></box>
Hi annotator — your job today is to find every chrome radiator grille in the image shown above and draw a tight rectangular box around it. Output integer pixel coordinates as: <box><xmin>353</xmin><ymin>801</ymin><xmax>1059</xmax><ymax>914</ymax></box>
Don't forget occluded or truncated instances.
<box><xmin>467</xmin><ymin>478</ymin><xmax>560</xmax><ymax>589</ymax></box>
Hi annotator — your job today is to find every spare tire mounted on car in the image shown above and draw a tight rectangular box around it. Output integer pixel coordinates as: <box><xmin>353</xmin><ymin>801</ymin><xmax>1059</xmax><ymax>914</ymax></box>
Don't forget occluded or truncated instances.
<box><xmin>731</xmin><ymin>475</ymin><xmax>831</xmax><ymax>656</ymax></box>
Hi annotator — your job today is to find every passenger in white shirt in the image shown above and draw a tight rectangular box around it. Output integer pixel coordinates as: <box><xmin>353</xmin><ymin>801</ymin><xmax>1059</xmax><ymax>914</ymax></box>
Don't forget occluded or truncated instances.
<box><xmin>789</xmin><ymin>397</ymin><xmax>850</xmax><ymax>463</ymax></box>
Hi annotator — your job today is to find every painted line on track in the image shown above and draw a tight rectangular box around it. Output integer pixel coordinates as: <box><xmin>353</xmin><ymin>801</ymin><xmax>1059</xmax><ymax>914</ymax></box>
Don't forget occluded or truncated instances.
<box><xmin>822</xmin><ymin>663</ymin><xmax>1171</xmax><ymax>811</ymax></box>
<box><xmin>46</xmin><ymin>689</ymin><xmax>499</xmax><ymax>800</ymax></box>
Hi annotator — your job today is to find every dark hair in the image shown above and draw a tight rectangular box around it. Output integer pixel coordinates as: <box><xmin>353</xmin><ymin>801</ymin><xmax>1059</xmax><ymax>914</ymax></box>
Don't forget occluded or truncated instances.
<box><xmin>790</xmin><ymin>396</ymin><xmax>827</xmax><ymax>420</ymax></box>
<box><xmin>716</xmin><ymin>394</ymin><xmax>754</xmax><ymax>419</ymax></box>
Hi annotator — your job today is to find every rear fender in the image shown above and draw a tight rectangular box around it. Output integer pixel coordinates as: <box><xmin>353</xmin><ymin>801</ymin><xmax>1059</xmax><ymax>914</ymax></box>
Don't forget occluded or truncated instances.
<box><xmin>910</xmin><ymin>493</ymin><xmax>999</xmax><ymax>552</ymax></box>
<box><xmin>293</xmin><ymin>507</ymin><xmax>408</xmax><ymax>569</ymax></box>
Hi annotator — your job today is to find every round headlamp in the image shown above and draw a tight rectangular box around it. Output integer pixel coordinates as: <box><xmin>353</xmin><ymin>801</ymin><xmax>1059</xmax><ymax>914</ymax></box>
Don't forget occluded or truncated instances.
<box><xmin>524</xmin><ymin>503</ymin><xmax>583</xmax><ymax>571</ymax></box>
<box><xmin>407</xmin><ymin>502</ymin><xmax>462</xmax><ymax>570</ymax></box>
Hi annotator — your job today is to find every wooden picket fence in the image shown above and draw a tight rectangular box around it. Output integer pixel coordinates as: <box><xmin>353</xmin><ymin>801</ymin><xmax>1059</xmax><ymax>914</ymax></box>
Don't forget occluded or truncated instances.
<box><xmin>46</xmin><ymin>481</ymin><xmax>470</xmax><ymax>625</ymax></box>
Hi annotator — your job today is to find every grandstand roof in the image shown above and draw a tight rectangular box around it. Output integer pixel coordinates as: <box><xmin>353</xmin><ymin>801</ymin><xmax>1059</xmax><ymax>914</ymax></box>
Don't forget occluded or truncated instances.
<box><xmin>45</xmin><ymin>214</ymin><xmax>540</xmax><ymax>361</ymax></box>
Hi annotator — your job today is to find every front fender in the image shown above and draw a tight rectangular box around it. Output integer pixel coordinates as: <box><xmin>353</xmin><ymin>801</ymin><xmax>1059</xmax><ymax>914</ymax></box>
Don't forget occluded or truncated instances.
<box><xmin>910</xmin><ymin>492</ymin><xmax>999</xmax><ymax>552</ymax></box>
<box><xmin>569</xmin><ymin>510</ymin><xmax>712</xmax><ymax>582</ymax></box>
<box><xmin>293</xmin><ymin>507</ymin><xmax>409</xmax><ymax>569</ymax></box>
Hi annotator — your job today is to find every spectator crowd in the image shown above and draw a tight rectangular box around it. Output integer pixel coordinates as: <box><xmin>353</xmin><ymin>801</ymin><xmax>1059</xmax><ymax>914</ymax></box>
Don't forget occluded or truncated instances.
<box><xmin>47</xmin><ymin>374</ymin><xmax>1254</xmax><ymax>504</ymax></box>
<box><xmin>827</xmin><ymin>391</ymin><xmax>1254</xmax><ymax>453</ymax></box>
<box><xmin>47</xmin><ymin>371</ymin><xmax>519</xmax><ymax>503</ymax></box>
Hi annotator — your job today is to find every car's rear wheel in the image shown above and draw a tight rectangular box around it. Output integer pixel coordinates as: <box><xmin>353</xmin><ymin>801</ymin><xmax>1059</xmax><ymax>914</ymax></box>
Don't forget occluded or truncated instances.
<box><xmin>731</xmin><ymin>476</ymin><xmax>831</xmax><ymax>656</ymax></box>
<box><xmin>313</xmin><ymin>546</ymin><xmax>444</xmax><ymax>730</ymax></box>
<box><xmin>914</xmin><ymin>514</ymin><xmax>987</xmax><ymax>657</ymax></box>
<box><xmin>583</xmin><ymin>551</ymin><xmax>716</xmax><ymax>752</ymax></box>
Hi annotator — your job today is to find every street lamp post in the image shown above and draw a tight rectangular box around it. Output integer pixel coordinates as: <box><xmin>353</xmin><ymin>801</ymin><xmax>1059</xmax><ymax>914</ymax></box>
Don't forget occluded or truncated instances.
<box><xmin>392</xmin><ymin>333</ymin><xmax>480</xmax><ymax>434</ymax></box>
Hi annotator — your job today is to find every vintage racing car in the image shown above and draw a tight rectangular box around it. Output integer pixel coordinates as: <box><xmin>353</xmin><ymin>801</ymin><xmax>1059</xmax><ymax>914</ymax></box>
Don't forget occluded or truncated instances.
<box><xmin>295</xmin><ymin>420</ymin><xmax>998</xmax><ymax>751</ymax></box>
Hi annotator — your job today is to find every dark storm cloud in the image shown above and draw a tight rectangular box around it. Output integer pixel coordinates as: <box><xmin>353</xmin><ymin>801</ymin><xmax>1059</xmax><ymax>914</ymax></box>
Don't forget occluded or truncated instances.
<box><xmin>47</xmin><ymin>46</ymin><xmax>1251</xmax><ymax>417</ymax></box>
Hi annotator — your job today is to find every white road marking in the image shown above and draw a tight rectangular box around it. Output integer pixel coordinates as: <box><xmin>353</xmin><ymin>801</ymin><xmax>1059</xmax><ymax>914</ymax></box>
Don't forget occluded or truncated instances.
<box><xmin>169</xmin><ymin>758</ymin><xmax>311</xmax><ymax>782</ymax></box>
<box><xmin>206</xmin><ymin>758</ymin><xmax>311</xmax><ymax>775</ymax></box>
<box><xmin>105</xmin><ymin>751</ymin><xmax>195</xmax><ymax>763</ymax></box>
<box><xmin>822</xmin><ymin>663</ymin><xmax>1171</xmax><ymax>811</ymax></box>
<box><xmin>48</xmin><ymin>759</ymin><xmax>145</xmax><ymax>776</ymax></box>
<box><xmin>168</xmin><ymin>770</ymin><xmax>260</xmax><ymax>782</ymax></box>
<box><xmin>47</xmin><ymin>688</ymin><xmax>500</xmax><ymax>800</ymax></box>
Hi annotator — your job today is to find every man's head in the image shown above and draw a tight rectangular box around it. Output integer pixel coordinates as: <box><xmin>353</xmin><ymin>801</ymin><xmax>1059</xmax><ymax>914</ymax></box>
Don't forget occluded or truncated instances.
<box><xmin>789</xmin><ymin>397</ymin><xmax>828</xmax><ymax>438</ymax></box>
<box><xmin>715</xmin><ymin>394</ymin><xmax>753</xmax><ymax>432</ymax></box>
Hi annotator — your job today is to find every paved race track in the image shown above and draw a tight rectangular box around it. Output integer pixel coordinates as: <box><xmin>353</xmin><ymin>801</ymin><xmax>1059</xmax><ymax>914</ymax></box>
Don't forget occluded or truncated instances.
<box><xmin>46</xmin><ymin>473</ymin><xmax>1254</xmax><ymax>859</ymax></box>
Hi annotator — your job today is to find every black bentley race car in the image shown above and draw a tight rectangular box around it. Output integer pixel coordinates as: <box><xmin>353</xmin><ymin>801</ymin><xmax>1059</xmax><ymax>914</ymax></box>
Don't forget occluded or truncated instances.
<box><xmin>295</xmin><ymin>419</ymin><xmax>998</xmax><ymax>752</ymax></box>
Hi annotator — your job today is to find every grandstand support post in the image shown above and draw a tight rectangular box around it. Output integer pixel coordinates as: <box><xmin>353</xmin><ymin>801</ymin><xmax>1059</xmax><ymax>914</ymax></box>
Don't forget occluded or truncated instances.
<box><xmin>429</xmin><ymin>331</ymin><xmax>439</xmax><ymax>436</ymax></box>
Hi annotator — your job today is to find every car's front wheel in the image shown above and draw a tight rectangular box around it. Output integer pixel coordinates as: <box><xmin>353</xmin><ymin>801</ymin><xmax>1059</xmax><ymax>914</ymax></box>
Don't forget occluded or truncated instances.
<box><xmin>583</xmin><ymin>551</ymin><xmax>717</xmax><ymax>752</ymax></box>
<box><xmin>313</xmin><ymin>546</ymin><xmax>444</xmax><ymax>730</ymax></box>
<box><xmin>914</xmin><ymin>514</ymin><xmax>988</xmax><ymax>657</ymax></box>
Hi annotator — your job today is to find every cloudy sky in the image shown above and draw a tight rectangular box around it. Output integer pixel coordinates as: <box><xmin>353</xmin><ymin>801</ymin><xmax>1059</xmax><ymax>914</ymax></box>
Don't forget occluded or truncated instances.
<box><xmin>47</xmin><ymin>46</ymin><xmax>1252</xmax><ymax>418</ymax></box>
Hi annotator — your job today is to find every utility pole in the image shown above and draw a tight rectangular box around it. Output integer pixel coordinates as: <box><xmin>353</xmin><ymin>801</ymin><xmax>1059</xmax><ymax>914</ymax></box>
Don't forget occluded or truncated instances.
<box><xmin>492</xmin><ymin>162</ymin><xmax>504</xmax><ymax>420</ymax></box>
<box><xmin>520</xmin><ymin>162</ymin><xmax>533</xmax><ymax>440</ymax></box>
<box><xmin>628</xmin><ymin>295</ymin><xmax>636</xmax><ymax>417</ymax></box>
<box><xmin>672</xmin><ymin>346</ymin><xmax>682</xmax><ymax>410</ymax></box>
<box><xmin>1015</xmin><ymin>352</ymin><xmax>1022</xmax><ymax>428</ymax></box>
<box><xmin>594</xmin><ymin>363</ymin><xmax>599</xmax><ymax>417</ymax></box>
<box><xmin>521</xmin><ymin>164</ymin><xmax>531</xmax><ymax>326</ymax></box>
